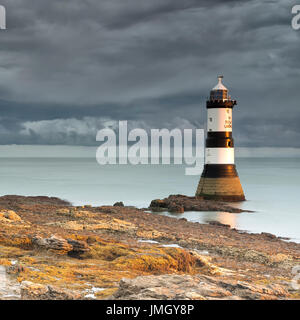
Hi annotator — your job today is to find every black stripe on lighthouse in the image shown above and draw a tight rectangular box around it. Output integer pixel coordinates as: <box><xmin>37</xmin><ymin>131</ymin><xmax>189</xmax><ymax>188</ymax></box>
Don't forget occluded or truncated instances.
<box><xmin>206</xmin><ymin>132</ymin><xmax>234</xmax><ymax>148</ymax></box>
<box><xmin>201</xmin><ymin>164</ymin><xmax>239</xmax><ymax>178</ymax></box>
<box><xmin>207</xmin><ymin>100</ymin><xmax>237</xmax><ymax>109</ymax></box>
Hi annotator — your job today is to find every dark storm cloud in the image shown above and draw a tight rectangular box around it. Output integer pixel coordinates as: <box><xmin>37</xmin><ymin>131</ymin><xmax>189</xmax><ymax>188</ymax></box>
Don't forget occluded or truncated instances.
<box><xmin>0</xmin><ymin>0</ymin><xmax>299</xmax><ymax>146</ymax></box>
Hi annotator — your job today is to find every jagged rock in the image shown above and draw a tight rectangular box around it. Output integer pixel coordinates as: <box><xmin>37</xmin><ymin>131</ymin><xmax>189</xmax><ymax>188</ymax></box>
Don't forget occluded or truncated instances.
<box><xmin>20</xmin><ymin>281</ymin><xmax>81</xmax><ymax>300</ymax></box>
<box><xmin>149</xmin><ymin>195</ymin><xmax>253</xmax><ymax>214</ymax></box>
<box><xmin>113</xmin><ymin>202</ymin><xmax>125</xmax><ymax>207</ymax></box>
<box><xmin>149</xmin><ymin>199</ymin><xmax>167</xmax><ymax>208</ymax></box>
<box><xmin>110</xmin><ymin>274</ymin><xmax>289</xmax><ymax>300</ymax></box>
<box><xmin>32</xmin><ymin>235</ymin><xmax>90</xmax><ymax>257</ymax></box>
<box><xmin>32</xmin><ymin>235</ymin><xmax>73</xmax><ymax>254</ymax></box>
<box><xmin>67</xmin><ymin>239</ymin><xmax>90</xmax><ymax>257</ymax></box>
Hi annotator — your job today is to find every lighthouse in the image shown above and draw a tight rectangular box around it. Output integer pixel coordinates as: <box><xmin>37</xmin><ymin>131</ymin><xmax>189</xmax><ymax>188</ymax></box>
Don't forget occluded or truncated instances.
<box><xmin>196</xmin><ymin>76</ymin><xmax>245</xmax><ymax>201</ymax></box>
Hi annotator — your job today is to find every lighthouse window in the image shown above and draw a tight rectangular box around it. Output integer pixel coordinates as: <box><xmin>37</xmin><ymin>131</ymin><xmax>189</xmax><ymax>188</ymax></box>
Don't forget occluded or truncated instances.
<box><xmin>209</xmin><ymin>118</ymin><xmax>212</xmax><ymax>122</ymax></box>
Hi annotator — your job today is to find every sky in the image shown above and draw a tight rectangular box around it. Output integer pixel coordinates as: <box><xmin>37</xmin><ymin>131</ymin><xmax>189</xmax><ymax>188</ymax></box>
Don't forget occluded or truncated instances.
<box><xmin>0</xmin><ymin>0</ymin><xmax>299</xmax><ymax>147</ymax></box>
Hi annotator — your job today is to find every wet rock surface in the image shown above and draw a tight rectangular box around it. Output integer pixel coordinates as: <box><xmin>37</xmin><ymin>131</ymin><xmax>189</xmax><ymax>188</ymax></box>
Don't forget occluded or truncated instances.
<box><xmin>149</xmin><ymin>195</ymin><xmax>253</xmax><ymax>213</ymax></box>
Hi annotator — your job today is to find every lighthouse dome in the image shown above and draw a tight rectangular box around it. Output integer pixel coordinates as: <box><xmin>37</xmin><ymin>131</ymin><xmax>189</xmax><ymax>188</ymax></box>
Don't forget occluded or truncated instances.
<box><xmin>210</xmin><ymin>76</ymin><xmax>229</xmax><ymax>101</ymax></box>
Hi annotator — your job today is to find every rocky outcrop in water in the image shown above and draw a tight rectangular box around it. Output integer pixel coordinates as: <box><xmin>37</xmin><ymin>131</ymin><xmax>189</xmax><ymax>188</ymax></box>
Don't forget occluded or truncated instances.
<box><xmin>113</xmin><ymin>202</ymin><xmax>125</xmax><ymax>207</ymax></box>
<box><xmin>149</xmin><ymin>195</ymin><xmax>253</xmax><ymax>213</ymax></box>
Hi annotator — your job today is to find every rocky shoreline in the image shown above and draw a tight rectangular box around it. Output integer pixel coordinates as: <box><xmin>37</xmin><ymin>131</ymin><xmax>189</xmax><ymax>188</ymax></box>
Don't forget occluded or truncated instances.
<box><xmin>0</xmin><ymin>195</ymin><xmax>299</xmax><ymax>300</ymax></box>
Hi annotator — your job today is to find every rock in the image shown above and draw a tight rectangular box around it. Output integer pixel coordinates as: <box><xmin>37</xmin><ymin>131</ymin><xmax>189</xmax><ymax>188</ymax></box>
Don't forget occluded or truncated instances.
<box><xmin>221</xmin><ymin>281</ymin><xmax>289</xmax><ymax>300</ymax></box>
<box><xmin>32</xmin><ymin>235</ymin><xmax>90</xmax><ymax>257</ymax></box>
<box><xmin>209</xmin><ymin>221</ymin><xmax>231</xmax><ymax>228</ymax></box>
<box><xmin>149</xmin><ymin>199</ymin><xmax>166</xmax><ymax>208</ymax></box>
<box><xmin>110</xmin><ymin>274</ymin><xmax>289</xmax><ymax>300</ymax></box>
<box><xmin>0</xmin><ymin>195</ymin><xmax>71</xmax><ymax>207</ymax></box>
<box><xmin>113</xmin><ymin>202</ymin><xmax>125</xmax><ymax>207</ymax></box>
<box><xmin>110</xmin><ymin>274</ymin><xmax>232</xmax><ymax>300</ymax></box>
<box><xmin>0</xmin><ymin>210</ymin><xmax>22</xmax><ymax>222</ymax></box>
<box><xmin>56</xmin><ymin>208</ymin><xmax>95</xmax><ymax>218</ymax></box>
<box><xmin>168</xmin><ymin>204</ymin><xmax>184</xmax><ymax>213</ymax></box>
<box><xmin>20</xmin><ymin>281</ymin><xmax>81</xmax><ymax>300</ymax></box>
<box><xmin>54</xmin><ymin>218</ymin><xmax>137</xmax><ymax>234</ymax></box>
<box><xmin>60</xmin><ymin>221</ymin><xmax>84</xmax><ymax>231</ymax></box>
<box><xmin>149</xmin><ymin>199</ymin><xmax>168</xmax><ymax>212</ymax></box>
<box><xmin>261</xmin><ymin>232</ymin><xmax>277</xmax><ymax>240</ymax></box>
<box><xmin>149</xmin><ymin>195</ymin><xmax>253</xmax><ymax>214</ymax></box>
<box><xmin>20</xmin><ymin>281</ymin><xmax>48</xmax><ymax>299</ymax></box>
<box><xmin>69</xmin><ymin>209</ymin><xmax>95</xmax><ymax>218</ymax></box>
<box><xmin>136</xmin><ymin>229</ymin><xmax>176</xmax><ymax>241</ymax></box>
<box><xmin>32</xmin><ymin>235</ymin><xmax>73</xmax><ymax>255</ymax></box>
<box><xmin>150</xmin><ymin>206</ymin><xmax>168</xmax><ymax>212</ymax></box>
<box><xmin>189</xmin><ymin>250</ymin><xmax>223</xmax><ymax>275</ymax></box>
<box><xmin>67</xmin><ymin>239</ymin><xmax>90</xmax><ymax>257</ymax></box>
<box><xmin>278</xmin><ymin>236</ymin><xmax>290</xmax><ymax>241</ymax></box>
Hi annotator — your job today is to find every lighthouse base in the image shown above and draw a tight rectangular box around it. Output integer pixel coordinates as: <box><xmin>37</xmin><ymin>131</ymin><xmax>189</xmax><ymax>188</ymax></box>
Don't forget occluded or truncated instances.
<box><xmin>196</xmin><ymin>165</ymin><xmax>245</xmax><ymax>202</ymax></box>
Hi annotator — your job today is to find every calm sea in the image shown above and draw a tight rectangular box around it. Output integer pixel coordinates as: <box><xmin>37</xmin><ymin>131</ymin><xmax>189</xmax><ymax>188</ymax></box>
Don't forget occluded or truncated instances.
<box><xmin>0</xmin><ymin>155</ymin><xmax>299</xmax><ymax>242</ymax></box>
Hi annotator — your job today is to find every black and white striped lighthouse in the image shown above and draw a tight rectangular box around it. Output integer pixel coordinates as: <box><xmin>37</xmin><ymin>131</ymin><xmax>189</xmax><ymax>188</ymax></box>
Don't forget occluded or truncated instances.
<box><xmin>196</xmin><ymin>76</ymin><xmax>245</xmax><ymax>201</ymax></box>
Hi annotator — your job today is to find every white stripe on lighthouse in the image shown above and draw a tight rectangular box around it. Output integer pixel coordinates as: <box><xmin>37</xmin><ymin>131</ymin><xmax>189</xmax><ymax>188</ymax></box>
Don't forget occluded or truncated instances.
<box><xmin>205</xmin><ymin>148</ymin><xmax>234</xmax><ymax>164</ymax></box>
<box><xmin>207</xmin><ymin>108</ymin><xmax>232</xmax><ymax>132</ymax></box>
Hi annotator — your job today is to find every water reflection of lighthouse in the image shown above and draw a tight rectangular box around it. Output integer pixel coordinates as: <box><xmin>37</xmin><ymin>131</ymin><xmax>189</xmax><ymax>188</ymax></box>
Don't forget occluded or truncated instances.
<box><xmin>202</xmin><ymin>212</ymin><xmax>238</xmax><ymax>229</ymax></box>
<box><xmin>166</xmin><ymin>211</ymin><xmax>238</xmax><ymax>229</ymax></box>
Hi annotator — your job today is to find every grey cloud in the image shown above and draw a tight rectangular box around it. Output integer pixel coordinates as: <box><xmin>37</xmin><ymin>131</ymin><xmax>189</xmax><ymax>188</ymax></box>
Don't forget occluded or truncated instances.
<box><xmin>0</xmin><ymin>0</ymin><xmax>299</xmax><ymax>147</ymax></box>
<box><xmin>2</xmin><ymin>116</ymin><xmax>199</xmax><ymax>146</ymax></box>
